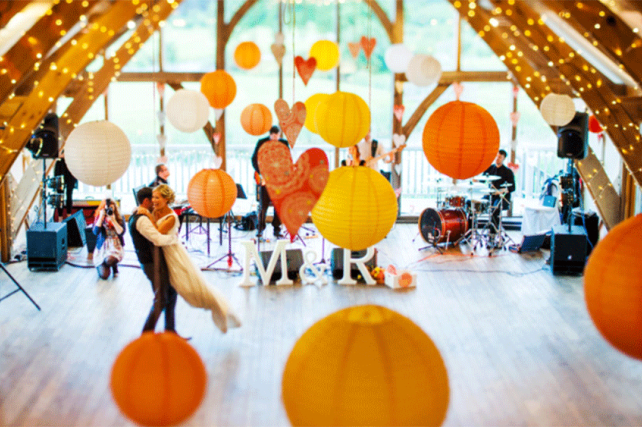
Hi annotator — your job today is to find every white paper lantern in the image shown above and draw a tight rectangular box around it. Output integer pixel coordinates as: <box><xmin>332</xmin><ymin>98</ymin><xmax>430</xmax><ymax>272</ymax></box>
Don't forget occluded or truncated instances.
<box><xmin>539</xmin><ymin>93</ymin><xmax>575</xmax><ymax>126</ymax></box>
<box><xmin>65</xmin><ymin>121</ymin><xmax>131</xmax><ymax>187</ymax></box>
<box><xmin>384</xmin><ymin>43</ymin><xmax>413</xmax><ymax>73</ymax></box>
<box><xmin>406</xmin><ymin>54</ymin><xmax>442</xmax><ymax>87</ymax></box>
<box><xmin>166</xmin><ymin>89</ymin><xmax>210</xmax><ymax>133</ymax></box>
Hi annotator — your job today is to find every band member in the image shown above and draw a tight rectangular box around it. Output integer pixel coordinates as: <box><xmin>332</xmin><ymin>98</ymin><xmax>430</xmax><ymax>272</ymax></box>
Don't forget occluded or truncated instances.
<box><xmin>251</xmin><ymin>125</ymin><xmax>289</xmax><ymax>239</ymax></box>
<box><xmin>483</xmin><ymin>149</ymin><xmax>515</xmax><ymax>235</ymax></box>
<box><xmin>149</xmin><ymin>163</ymin><xmax>170</xmax><ymax>188</ymax></box>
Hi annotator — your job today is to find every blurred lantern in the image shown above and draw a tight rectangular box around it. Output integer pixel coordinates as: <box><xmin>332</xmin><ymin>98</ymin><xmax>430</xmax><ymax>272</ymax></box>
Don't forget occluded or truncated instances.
<box><xmin>315</xmin><ymin>91</ymin><xmax>370</xmax><ymax>148</ymax></box>
<box><xmin>539</xmin><ymin>93</ymin><xmax>575</xmax><ymax>126</ymax></box>
<box><xmin>588</xmin><ymin>114</ymin><xmax>603</xmax><ymax>133</ymax></box>
<box><xmin>65</xmin><ymin>121</ymin><xmax>131</xmax><ymax>187</ymax></box>
<box><xmin>110</xmin><ymin>332</ymin><xmax>207</xmax><ymax>426</ymax></box>
<box><xmin>384</xmin><ymin>43</ymin><xmax>413</xmax><ymax>73</ymax></box>
<box><xmin>200</xmin><ymin>70</ymin><xmax>236</xmax><ymax>109</ymax></box>
<box><xmin>187</xmin><ymin>168</ymin><xmax>237</xmax><ymax>218</ymax></box>
<box><xmin>240</xmin><ymin>103</ymin><xmax>273</xmax><ymax>136</ymax></box>
<box><xmin>303</xmin><ymin>93</ymin><xmax>329</xmax><ymax>134</ymax></box>
<box><xmin>585</xmin><ymin>214</ymin><xmax>642</xmax><ymax>360</ymax></box>
<box><xmin>309</xmin><ymin>40</ymin><xmax>340</xmax><ymax>71</ymax></box>
<box><xmin>166</xmin><ymin>89</ymin><xmax>210</xmax><ymax>133</ymax></box>
<box><xmin>422</xmin><ymin>101</ymin><xmax>499</xmax><ymax>179</ymax></box>
<box><xmin>282</xmin><ymin>305</ymin><xmax>450</xmax><ymax>426</ymax></box>
<box><xmin>234</xmin><ymin>41</ymin><xmax>261</xmax><ymax>70</ymax></box>
<box><xmin>406</xmin><ymin>54</ymin><xmax>442</xmax><ymax>87</ymax></box>
<box><xmin>311</xmin><ymin>167</ymin><xmax>396</xmax><ymax>251</ymax></box>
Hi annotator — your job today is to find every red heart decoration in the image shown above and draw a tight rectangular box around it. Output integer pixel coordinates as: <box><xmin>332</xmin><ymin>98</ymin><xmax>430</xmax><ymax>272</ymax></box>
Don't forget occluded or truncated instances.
<box><xmin>360</xmin><ymin>36</ymin><xmax>376</xmax><ymax>60</ymax></box>
<box><xmin>294</xmin><ymin>56</ymin><xmax>317</xmax><ymax>86</ymax></box>
<box><xmin>257</xmin><ymin>142</ymin><xmax>329</xmax><ymax>240</ymax></box>
<box><xmin>274</xmin><ymin>99</ymin><xmax>306</xmax><ymax>148</ymax></box>
<box><xmin>393</xmin><ymin>105</ymin><xmax>405</xmax><ymax>122</ymax></box>
<box><xmin>348</xmin><ymin>42</ymin><xmax>361</xmax><ymax>58</ymax></box>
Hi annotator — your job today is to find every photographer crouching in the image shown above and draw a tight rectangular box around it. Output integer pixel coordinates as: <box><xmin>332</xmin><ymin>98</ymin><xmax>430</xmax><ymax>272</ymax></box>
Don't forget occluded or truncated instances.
<box><xmin>92</xmin><ymin>197</ymin><xmax>126</xmax><ymax>279</ymax></box>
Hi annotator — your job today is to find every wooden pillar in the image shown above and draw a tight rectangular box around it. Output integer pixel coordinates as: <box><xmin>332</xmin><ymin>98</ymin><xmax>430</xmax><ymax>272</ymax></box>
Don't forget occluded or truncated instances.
<box><xmin>0</xmin><ymin>176</ymin><xmax>11</xmax><ymax>262</ymax></box>
<box><xmin>158</xmin><ymin>28</ymin><xmax>166</xmax><ymax>159</ymax></box>
<box><xmin>390</xmin><ymin>0</ymin><xmax>404</xmax><ymax>197</ymax></box>
<box><xmin>216</xmin><ymin>0</ymin><xmax>227</xmax><ymax>170</ymax></box>
<box><xmin>621</xmin><ymin>165</ymin><xmax>637</xmax><ymax>220</ymax></box>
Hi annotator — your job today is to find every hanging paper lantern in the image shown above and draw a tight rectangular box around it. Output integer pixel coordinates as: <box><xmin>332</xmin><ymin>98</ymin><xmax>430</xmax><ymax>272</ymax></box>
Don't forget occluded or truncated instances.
<box><xmin>65</xmin><ymin>120</ymin><xmax>131</xmax><ymax>187</ymax></box>
<box><xmin>303</xmin><ymin>93</ymin><xmax>329</xmax><ymax>134</ymax></box>
<box><xmin>282</xmin><ymin>305</ymin><xmax>450</xmax><ymax>426</ymax></box>
<box><xmin>240</xmin><ymin>103</ymin><xmax>273</xmax><ymax>136</ymax></box>
<box><xmin>200</xmin><ymin>70</ymin><xmax>236</xmax><ymax>109</ymax></box>
<box><xmin>166</xmin><ymin>89</ymin><xmax>210</xmax><ymax>133</ymax></box>
<box><xmin>422</xmin><ymin>101</ymin><xmax>499</xmax><ymax>180</ymax></box>
<box><xmin>585</xmin><ymin>214</ymin><xmax>642</xmax><ymax>360</ymax></box>
<box><xmin>234</xmin><ymin>41</ymin><xmax>261</xmax><ymax>70</ymax></box>
<box><xmin>539</xmin><ymin>93</ymin><xmax>575</xmax><ymax>126</ymax></box>
<box><xmin>406</xmin><ymin>54</ymin><xmax>442</xmax><ymax>87</ymax></box>
<box><xmin>384</xmin><ymin>43</ymin><xmax>413</xmax><ymax>73</ymax></box>
<box><xmin>110</xmin><ymin>332</ymin><xmax>207</xmax><ymax>426</ymax></box>
<box><xmin>315</xmin><ymin>91</ymin><xmax>370</xmax><ymax>148</ymax></box>
<box><xmin>311</xmin><ymin>166</ymin><xmax>396</xmax><ymax>251</ymax></box>
<box><xmin>588</xmin><ymin>114</ymin><xmax>603</xmax><ymax>133</ymax></box>
<box><xmin>187</xmin><ymin>168</ymin><xmax>237</xmax><ymax>219</ymax></box>
<box><xmin>309</xmin><ymin>40</ymin><xmax>340</xmax><ymax>71</ymax></box>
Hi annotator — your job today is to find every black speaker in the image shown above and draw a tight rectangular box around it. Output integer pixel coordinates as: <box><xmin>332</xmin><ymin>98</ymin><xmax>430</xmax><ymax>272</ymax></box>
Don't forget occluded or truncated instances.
<box><xmin>572</xmin><ymin>209</ymin><xmax>599</xmax><ymax>255</ymax></box>
<box><xmin>557</xmin><ymin>112</ymin><xmax>588</xmax><ymax>159</ymax></box>
<box><xmin>26</xmin><ymin>113</ymin><xmax>59</xmax><ymax>159</ymax></box>
<box><xmin>63</xmin><ymin>209</ymin><xmax>87</xmax><ymax>248</ymax></box>
<box><xmin>550</xmin><ymin>225</ymin><xmax>587</xmax><ymax>275</ymax></box>
<box><xmin>258</xmin><ymin>249</ymin><xmax>303</xmax><ymax>283</ymax></box>
<box><xmin>27</xmin><ymin>222</ymin><xmax>68</xmax><ymax>271</ymax></box>
<box><xmin>331</xmin><ymin>248</ymin><xmax>378</xmax><ymax>280</ymax></box>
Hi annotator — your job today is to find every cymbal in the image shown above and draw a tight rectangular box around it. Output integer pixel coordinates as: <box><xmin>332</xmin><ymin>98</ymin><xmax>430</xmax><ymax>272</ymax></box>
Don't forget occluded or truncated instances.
<box><xmin>472</xmin><ymin>174</ymin><xmax>500</xmax><ymax>181</ymax></box>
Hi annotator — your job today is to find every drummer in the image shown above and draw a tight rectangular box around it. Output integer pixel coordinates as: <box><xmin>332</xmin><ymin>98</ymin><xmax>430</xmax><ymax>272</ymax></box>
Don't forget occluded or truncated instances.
<box><xmin>480</xmin><ymin>149</ymin><xmax>515</xmax><ymax>235</ymax></box>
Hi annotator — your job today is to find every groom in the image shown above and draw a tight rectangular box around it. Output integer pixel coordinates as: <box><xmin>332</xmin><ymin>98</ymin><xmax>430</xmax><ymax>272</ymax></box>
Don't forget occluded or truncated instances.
<box><xmin>129</xmin><ymin>187</ymin><xmax>179</xmax><ymax>334</ymax></box>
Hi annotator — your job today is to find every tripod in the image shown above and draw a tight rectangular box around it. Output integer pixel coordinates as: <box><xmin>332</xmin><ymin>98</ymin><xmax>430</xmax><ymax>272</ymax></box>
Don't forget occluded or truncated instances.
<box><xmin>206</xmin><ymin>212</ymin><xmax>243</xmax><ymax>271</ymax></box>
<box><xmin>0</xmin><ymin>262</ymin><xmax>41</xmax><ymax>311</ymax></box>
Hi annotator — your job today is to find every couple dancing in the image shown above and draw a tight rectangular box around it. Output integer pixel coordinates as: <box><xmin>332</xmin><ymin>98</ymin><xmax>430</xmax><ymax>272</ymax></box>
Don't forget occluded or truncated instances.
<box><xmin>130</xmin><ymin>185</ymin><xmax>240</xmax><ymax>334</ymax></box>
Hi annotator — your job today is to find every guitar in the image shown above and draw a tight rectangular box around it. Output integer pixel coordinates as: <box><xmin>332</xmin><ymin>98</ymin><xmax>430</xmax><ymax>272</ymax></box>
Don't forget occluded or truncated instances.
<box><xmin>363</xmin><ymin>144</ymin><xmax>406</xmax><ymax>168</ymax></box>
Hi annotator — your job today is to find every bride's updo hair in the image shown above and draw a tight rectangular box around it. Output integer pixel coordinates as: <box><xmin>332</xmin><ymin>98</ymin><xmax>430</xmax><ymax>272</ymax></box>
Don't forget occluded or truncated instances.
<box><xmin>154</xmin><ymin>184</ymin><xmax>175</xmax><ymax>204</ymax></box>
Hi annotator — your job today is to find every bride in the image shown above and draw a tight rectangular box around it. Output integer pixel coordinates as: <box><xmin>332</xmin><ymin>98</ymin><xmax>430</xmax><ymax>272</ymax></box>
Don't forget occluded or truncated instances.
<box><xmin>139</xmin><ymin>184</ymin><xmax>241</xmax><ymax>333</ymax></box>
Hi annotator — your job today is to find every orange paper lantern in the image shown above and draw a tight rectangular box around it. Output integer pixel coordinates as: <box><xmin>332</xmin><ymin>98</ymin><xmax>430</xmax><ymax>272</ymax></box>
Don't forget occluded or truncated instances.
<box><xmin>585</xmin><ymin>214</ymin><xmax>642</xmax><ymax>360</ymax></box>
<box><xmin>234</xmin><ymin>41</ymin><xmax>261</xmax><ymax>70</ymax></box>
<box><xmin>240</xmin><ymin>103</ymin><xmax>273</xmax><ymax>136</ymax></box>
<box><xmin>200</xmin><ymin>70</ymin><xmax>236</xmax><ymax>109</ymax></box>
<box><xmin>110</xmin><ymin>332</ymin><xmax>207</xmax><ymax>426</ymax></box>
<box><xmin>187</xmin><ymin>169</ymin><xmax>237</xmax><ymax>218</ymax></box>
<box><xmin>422</xmin><ymin>100</ymin><xmax>499</xmax><ymax>179</ymax></box>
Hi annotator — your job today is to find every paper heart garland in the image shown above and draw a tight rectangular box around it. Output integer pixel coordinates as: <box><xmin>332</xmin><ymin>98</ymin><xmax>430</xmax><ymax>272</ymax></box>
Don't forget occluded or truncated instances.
<box><xmin>393</xmin><ymin>105</ymin><xmax>405</xmax><ymax>122</ymax></box>
<box><xmin>271</xmin><ymin>43</ymin><xmax>286</xmax><ymax>65</ymax></box>
<box><xmin>392</xmin><ymin>133</ymin><xmax>406</xmax><ymax>147</ymax></box>
<box><xmin>509</xmin><ymin>111</ymin><xmax>521</xmax><ymax>126</ymax></box>
<box><xmin>212</xmin><ymin>155</ymin><xmax>223</xmax><ymax>169</ymax></box>
<box><xmin>394</xmin><ymin>81</ymin><xmax>404</xmax><ymax>93</ymax></box>
<box><xmin>360</xmin><ymin>36</ymin><xmax>376</xmax><ymax>60</ymax></box>
<box><xmin>257</xmin><ymin>142</ymin><xmax>329</xmax><ymax>241</ymax></box>
<box><xmin>274</xmin><ymin>32</ymin><xmax>285</xmax><ymax>45</ymax></box>
<box><xmin>348</xmin><ymin>42</ymin><xmax>361</xmax><ymax>59</ymax></box>
<box><xmin>274</xmin><ymin>99</ymin><xmax>306</xmax><ymax>148</ymax></box>
<box><xmin>212</xmin><ymin>132</ymin><xmax>221</xmax><ymax>144</ymax></box>
<box><xmin>294</xmin><ymin>56</ymin><xmax>316</xmax><ymax>85</ymax></box>
<box><xmin>214</xmin><ymin>108</ymin><xmax>224</xmax><ymax>121</ymax></box>
<box><xmin>453</xmin><ymin>82</ymin><xmax>464</xmax><ymax>100</ymax></box>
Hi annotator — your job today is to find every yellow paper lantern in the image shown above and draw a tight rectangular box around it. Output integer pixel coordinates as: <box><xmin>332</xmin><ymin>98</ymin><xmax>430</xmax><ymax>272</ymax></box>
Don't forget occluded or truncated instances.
<box><xmin>304</xmin><ymin>93</ymin><xmax>329</xmax><ymax>134</ymax></box>
<box><xmin>282</xmin><ymin>305</ymin><xmax>450</xmax><ymax>426</ymax></box>
<box><xmin>311</xmin><ymin>166</ymin><xmax>397</xmax><ymax>251</ymax></box>
<box><xmin>315</xmin><ymin>91</ymin><xmax>370</xmax><ymax>148</ymax></box>
<box><xmin>234</xmin><ymin>41</ymin><xmax>261</xmax><ymax>70</ymax></box>
<box><xmin>200</xmin><ymin>70</ymin><xmax>236</xmax><ymax>109</ymax></box>
<box><xmin>309</xmin><ymin>40</ymin><xmax>340</xmax><ymax>71</ymax></box>
<box><xmin>240</xmin><ymin>103</ymin><xmax>272</xmax><ymax>136</ymax></box>
<box><xmin>110</xmin><ymin>332</ymin><xmax>207</xmax><ymax>426</ymax></box>
<box><xmin>187</xmin><ymin>169</ymin><xmax>237</xmax><ymax>218</ymax></box>
<box><xmin>422</xmin><ymin>100</ymin><xmax>499</xmax><ymax>180</ymax></box>
<box><xmin>585</xmin><ymin>214</ymin><xmax>642</xmax><ymax>360</ymax></box>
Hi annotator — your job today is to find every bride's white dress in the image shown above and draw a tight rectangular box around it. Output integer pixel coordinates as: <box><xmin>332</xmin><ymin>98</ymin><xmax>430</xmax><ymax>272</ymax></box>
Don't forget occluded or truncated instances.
<box><xmin>158</xmin><ymin>212</ymin><xmax>241</xmax><ymax>333</ymax></box>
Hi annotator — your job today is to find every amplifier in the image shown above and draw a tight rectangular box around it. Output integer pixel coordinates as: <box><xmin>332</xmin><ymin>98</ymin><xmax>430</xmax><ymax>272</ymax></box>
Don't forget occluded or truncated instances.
<box><xmin>258</xmin><ymin>249</ymin><xmax>303</xmax><ymax>284</ymax></box>
<box><xmin>331</xmin><ymin>248</ymin><xmax>377</xmax><ymax>280</ymax></box>
<box><xmin>550</xmin><ymin>225</ymin><xmax>587</xmax><ymax>275</ymax></box>
<box><xmin>27</xmin><ymin>222</ymin><xmax>68</xmax><ymax>271</ymax></box>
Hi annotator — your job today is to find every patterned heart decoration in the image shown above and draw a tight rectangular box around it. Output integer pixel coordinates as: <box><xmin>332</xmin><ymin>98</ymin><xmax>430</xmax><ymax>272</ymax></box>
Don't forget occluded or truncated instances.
<box><xmin>360</xmin><ymin>36</ymin><xmax>376</xmax><ymax>60</ymax></box>
<box><xmin>348</xmin><ymin>42</ymin><xmax>361</xmax><ymax>58</ymax></box>
<box><xmin>271</xmin><ymin>43</ymin><xmax>286</xmax><ymax>65</ymax></box>
<box><xmin>212</xmin><ymin>132</ymin><xmax>221</xmax><ymax>144</ymax></box>
<box><xmin>257</xmin><ymin>142</ymin><xmax>329</xmax><ymax>240</ymax></box>
<box><xmin>294</xmin><ymin>56</ymin><xmax>317</xmax><ymax>85</ymax></box>
<box><xmin>393</xmin><ymin>105</ymin><xmax>405</xmax><ymax>122</ymax></box>
<box><xmin>274</xmin><ymin>99</ymin><xmax>306</xmax><ymax>148</ymax></box>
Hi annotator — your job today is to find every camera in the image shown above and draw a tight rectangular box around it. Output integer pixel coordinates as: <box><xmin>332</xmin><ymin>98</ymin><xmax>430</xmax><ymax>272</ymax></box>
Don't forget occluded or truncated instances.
<box><xmin>105</xmin><ymin>199</ymin><xmax>114</xmax><ymax>216</ymax></box>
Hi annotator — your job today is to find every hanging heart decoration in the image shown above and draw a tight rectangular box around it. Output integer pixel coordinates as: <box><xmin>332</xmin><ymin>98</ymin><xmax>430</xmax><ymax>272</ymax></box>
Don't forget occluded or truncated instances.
<box><xmin>214</xmin><ymin>109</ymin><xmax>224</xmax><ymax>121</ymax></box>
<box><xmin>392</xmin><ymin>133</ymin><xmax>406</xmax><ymax>147</ymax></box>
<box><xmin>258</xmin><ymin>142</ymin><xmax>329</xmax><ymax>241</ymax></box>
<box><xmin>212</xmin><ymin>132</ymin><xmax>221</xmax><ymax>144</ymax></box>
<box><xmin>271</xmin><ymin>44</ymin><xmax>286</xmax><ymax>65</ymax></box>
<box><xmin>509</xmin><ymin>111</ymin><xmax>521</xmax><ymax>127</ymax></box>
<box><xmin>394</xmin><ymin>81</ymin><xmax>404</xmax><ymax>93</ymax></box>
<box><xmin>348</xmin><ymin>42</ymin><xmax>361</xmax><ymax>59</ymax></box>
<box><xmin>155</xmin><ymin>82</ymin><xmax>165</xmax><ymax>98</ymax></box>
<box><xmin>294</xmin><ymin>56</ymin><xmax>317</xmax><ymax>85</ymax></box>
<box><xmin>212</xmin><ymin>155</ymin><xmax>223</xmax><ymax>169</ymax></box>
<box><xmin>360</xmin><ymin>36</ymin><xmax>376</xmax><ymax>60</ymax></box>
<box><xmin>274</xmin><ymin>99</ymin><xmax>306</xmax><ymax>148</ymax></box>
<box><xmin>453</xmin><ymin>82</ymin><xmax>464</xmax><ymax>100</ymax></box>
<box><xmin>393</xmin><ymin>105</ymin><xmax>405</xmax><ymax>123</ymax></box>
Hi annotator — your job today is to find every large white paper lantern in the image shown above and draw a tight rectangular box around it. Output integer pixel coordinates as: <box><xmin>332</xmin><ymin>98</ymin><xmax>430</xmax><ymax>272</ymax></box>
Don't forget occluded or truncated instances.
<box><xmin>539</xmin><ymin>93</ymin><xmax>575</xmax><ymax>126</ymax></box>
<box><xmin>65</xmin><ymin>121</ymin><xmax>131</xmax><ymax>187</ymax></box>
<box><xmin>384</xmin><ymin>43</ymin><xmax>413</xmax><ymax>73</ymax></box>
<box><xmin>406</xmin><ymin>54</ymin><xmax>442</xmax><ymax>87</ymax></box>
<box><xmin>166</xmin><ymin>89</ymin><xmax>210</xmax><ymax>133</ymax></box>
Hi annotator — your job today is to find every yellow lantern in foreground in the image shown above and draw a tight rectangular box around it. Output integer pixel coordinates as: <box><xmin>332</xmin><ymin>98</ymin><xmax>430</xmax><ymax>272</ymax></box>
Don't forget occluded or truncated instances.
<box><xmin>309</xmin><ymin>40</ymin><xmax>340</xmax><ymax>71</ymax></box>
<box><xmin>282</xmin><ymin>305</ymin><xmax>450</xmax><ymax>426</ymax></box>
<box><xmin>315</xmin><ymin>91</ymin><xmax>370</xmax><ymax>148</ymax></box>
<box><xmin>311</xmin><ymin>166</ymin><xmax>397</xmax><ymax>251</ymax></box>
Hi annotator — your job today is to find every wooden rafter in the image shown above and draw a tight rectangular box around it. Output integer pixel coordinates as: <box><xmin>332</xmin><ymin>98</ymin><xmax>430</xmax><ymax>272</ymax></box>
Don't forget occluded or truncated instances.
<box><xmin>401</xmin><ymin>84</ymin><xmax>450</xmax><ymax>137</ymax></box>
<box><xmin>224</xmin><ymin>0</ymin><xmax>260</xmax><ymax>45</ymax></box>
<box><xmin>0</xmin><ymin>1</ymin><xmax>29</xmax><ymax>29</ymax></box>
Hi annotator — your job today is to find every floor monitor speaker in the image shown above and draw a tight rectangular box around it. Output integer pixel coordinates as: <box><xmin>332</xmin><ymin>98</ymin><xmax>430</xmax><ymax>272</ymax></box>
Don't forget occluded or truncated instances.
<box><xmin>550</xmin><ymin>225</ymin><xmax>587</xmax><ymax>275</ymax></box>
<box><xmin>258</xmin><ymin>249</ymin><xmax>303</xmax><ymax>284</ymax></box>
<box><xmin>27</xmin><ymin>222</ymin><xmax>67</xmax><ymax>271</ymax></box>
<box><xmin>331</xmin><ymin>248</ymin><xmax>377</xmax><ymax>280</ymax></box>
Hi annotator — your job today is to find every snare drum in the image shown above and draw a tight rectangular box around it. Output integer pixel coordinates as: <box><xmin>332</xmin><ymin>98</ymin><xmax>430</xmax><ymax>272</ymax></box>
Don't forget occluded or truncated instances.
<box><xmin>418</xmin><ymin>208</ymin><xmax>469</xmax><ymax>244</ymax></box>
<box><xmin>445</xmin><ymin>196</ymin><xmax>467</xmax><ymax>208</ymax></box>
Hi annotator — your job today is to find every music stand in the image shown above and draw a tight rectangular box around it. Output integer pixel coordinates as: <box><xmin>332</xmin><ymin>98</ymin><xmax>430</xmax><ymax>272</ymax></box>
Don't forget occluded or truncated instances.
<box><xmin>0</xmin><ymin>260</ymin><xmax>41</xmax><ymax>311</ymax></box>
<box><xmin>206</xmin><ymin>212</ymin><xmax>243</xmax><ymax>271</ymax></box>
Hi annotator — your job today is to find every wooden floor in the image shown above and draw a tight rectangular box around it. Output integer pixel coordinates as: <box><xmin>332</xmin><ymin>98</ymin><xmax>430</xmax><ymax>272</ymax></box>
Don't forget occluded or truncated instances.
<box><xmin>1</xmin><ymin>223</ymin><xmax>641</xmax><ymax>426</ymax></box>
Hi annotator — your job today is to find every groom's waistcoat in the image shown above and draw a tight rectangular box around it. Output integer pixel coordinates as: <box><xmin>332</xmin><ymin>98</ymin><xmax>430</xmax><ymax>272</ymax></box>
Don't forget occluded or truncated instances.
<box><xmin>129</xmin><ymin>213</ymin><xmax>157</xmax><ymax>264</ymax></box>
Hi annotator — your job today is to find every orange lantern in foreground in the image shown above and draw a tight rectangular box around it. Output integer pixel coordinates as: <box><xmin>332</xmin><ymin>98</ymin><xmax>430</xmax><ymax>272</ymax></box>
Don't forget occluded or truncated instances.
<box><xmin>187</xmin><ymin>169</ymin><xmax>237</xmax><ymax>218</ymax></box>
<box><xmin>200</xmin><ymin>70</ymin><xmax>236</xmax><ymax>109</ymax></box>
<box><xmin>241</xmin><ymin>103</ymin><xmax>272</xmax><ymax>136</ymax></box>
<box><xmin>422</xmin><ymin>100</ymin><xmax>499</xmax><ymax>179</ymax></box>
<box><xmin>234</xmin><ymin>41</ymin><xmax>261</xmax><ymax>70</ymax></box>
<box><xmin>585</xmin><ymin>214</ymin><xmax>642</xmax><ymax>360</ymax></box>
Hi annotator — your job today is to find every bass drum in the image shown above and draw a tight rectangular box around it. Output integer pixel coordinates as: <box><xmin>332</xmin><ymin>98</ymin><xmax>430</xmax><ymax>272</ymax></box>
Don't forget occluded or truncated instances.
<box><xmin>418</xmin><ymin>208</ymin><xmax>468</xmax><ymax>244</ymax></box>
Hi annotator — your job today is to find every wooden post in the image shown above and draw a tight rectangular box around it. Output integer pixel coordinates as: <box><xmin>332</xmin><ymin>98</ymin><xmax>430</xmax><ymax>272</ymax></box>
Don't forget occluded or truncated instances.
<box><xmin>390</xmin><ymin>0</ymin><xmax>404</xmax><ymax>203</ymax></box>
<box><xmin>158</xmin><ymin>28</ymin><xmax>166</xmax><ymax>159</ymax></box>
<box><xmin>216</xmin><ymin>0</ymin><xmax>227</xmax><ymax>170</ymax></box>
<box><xmin>0</xmin><ymin>176</ymin><xmax>11</xmax><ymax>263</ymax></box>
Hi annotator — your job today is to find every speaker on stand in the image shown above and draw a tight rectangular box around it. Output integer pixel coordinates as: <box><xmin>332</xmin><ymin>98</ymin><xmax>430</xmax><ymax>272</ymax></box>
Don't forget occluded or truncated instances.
<box><xmin>557</xmin><ymin>112</ymin><xmax>588</xmax><ymax>160</ymax></box>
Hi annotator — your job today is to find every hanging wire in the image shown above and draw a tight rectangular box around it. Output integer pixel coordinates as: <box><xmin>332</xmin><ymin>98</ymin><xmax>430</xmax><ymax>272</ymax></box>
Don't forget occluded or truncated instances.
<box><xmin>367</xmin><ymin>0</ymin><xmax>372</xmax><ymax>115</ymax></box>
<box><xmin>292</xmin><ymin>0</ymin><xmax>296</xmax><ymax>104</ymax></box>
